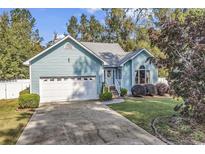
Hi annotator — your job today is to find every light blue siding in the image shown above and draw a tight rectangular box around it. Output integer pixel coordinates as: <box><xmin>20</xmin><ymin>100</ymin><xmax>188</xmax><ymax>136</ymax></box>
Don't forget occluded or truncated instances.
<box><xmin>121</xmin><ymin>50</ymin><xmax>158</xmax><ymax>94</ymax></box>
<box><xmin>121</xmin><ymin>60</ymin><xmax>132</xmax><ymax>94</ymax></box>
<box><xmin>132</xmin><ymin>51</ymin><xmax>158</xmax><ymax>84</ymax></box>
<box><xmin>30</xmin><ymin>38</ymin><xmax>103</xmax><ymax>95</ymax></box>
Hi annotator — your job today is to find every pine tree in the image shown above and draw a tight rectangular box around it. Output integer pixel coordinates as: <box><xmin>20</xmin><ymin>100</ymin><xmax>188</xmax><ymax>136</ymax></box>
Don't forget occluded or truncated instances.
<box><xmin>0</xmin><ymin>9</ymin><xmax>43</xmax><ymax>80</ymax></box>
<box><xmin>89</xmin><ymin>16</ymin><xmax>104</xmax><ymax>42</ymax></box>
<box><xmin>103</xmin><ymin>9</ymin><xmax>136</xmax><ymax>51</ymax></box>
<box><xmin>79</xmin><ymin>14</ymin><xmax>90</xmax><ymax>41</ymax></box>
<box><xmin>67</xmin><ymin>16</ymin><xmax>78</xmax><ymax>39</ymax></box>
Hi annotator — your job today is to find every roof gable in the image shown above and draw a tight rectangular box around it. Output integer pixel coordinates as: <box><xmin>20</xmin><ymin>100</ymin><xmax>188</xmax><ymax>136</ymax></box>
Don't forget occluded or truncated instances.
<box><xmin>23</xmin><ymin>35</ymin><xmax>107</xmax><ymax>66</ymax></box>
<box><xmin>119</xmin><ymin>48</ymin><xmax>154</xmax><ymax>66</ymax></box>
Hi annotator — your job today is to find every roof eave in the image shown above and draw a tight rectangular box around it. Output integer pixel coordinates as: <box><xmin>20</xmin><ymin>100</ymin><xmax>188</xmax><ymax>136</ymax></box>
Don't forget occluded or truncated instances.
<box><xmin>23</xmin><ymin>61</ymin><xmax>29</xmax><ymax>66</ymax></box>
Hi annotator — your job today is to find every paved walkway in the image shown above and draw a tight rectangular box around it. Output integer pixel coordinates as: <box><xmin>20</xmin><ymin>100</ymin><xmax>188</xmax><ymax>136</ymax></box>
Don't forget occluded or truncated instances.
<box><xmin>102</xmin><ymin>98</ymin><xmax>124</xmax><ymax>105</ymax></box>
<box><xmin>17</xmin><ymin>101</ymin><xmax>165</xmax><ymax>145</ymax></box>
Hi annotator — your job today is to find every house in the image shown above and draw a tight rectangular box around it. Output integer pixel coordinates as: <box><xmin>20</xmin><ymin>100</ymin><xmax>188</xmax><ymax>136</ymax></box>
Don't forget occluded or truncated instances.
<box><xmin>24</xmin><ymin>35</ymin><xmax>158</xmax><ymax>103</ymax></box>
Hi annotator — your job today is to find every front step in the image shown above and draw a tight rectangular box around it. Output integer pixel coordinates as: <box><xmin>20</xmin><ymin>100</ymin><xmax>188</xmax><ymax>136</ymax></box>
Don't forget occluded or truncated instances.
<box><xmin>109</xmin><ymin>86</ymin><xmax>120</xmax><ymax>98</ymax></box>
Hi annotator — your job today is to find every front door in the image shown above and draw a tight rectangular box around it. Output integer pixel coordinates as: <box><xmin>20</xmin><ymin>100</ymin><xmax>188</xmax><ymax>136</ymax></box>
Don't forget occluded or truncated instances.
<box><xmin>105</xmin><ymin>69</ymin><xmax>114</xmax><ymax>86</ymax></box>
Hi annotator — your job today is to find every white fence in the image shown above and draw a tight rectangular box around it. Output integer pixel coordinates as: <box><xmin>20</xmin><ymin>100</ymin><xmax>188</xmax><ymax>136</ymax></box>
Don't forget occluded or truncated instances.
<box><xmin>0</xmin><ymin>79</ymin><xmax>30</xmax><ymax>99</ymax></box>
<box><xmin>157</xmin><ymin>77</ymin><xmax>168</xmax><ymax>85</ymax></box>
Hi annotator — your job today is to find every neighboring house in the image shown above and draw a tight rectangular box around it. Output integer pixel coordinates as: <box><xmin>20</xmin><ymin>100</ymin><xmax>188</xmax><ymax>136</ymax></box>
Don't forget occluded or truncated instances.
<box><xmin>24</xmin><ymin>35</ymin><xmax>158</xmax><ymax>103</ymax></box>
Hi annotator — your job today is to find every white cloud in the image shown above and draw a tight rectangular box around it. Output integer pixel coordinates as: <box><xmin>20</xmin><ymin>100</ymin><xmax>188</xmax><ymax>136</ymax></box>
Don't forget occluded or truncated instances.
<box><xmin>85</xmin><ymin>8</ymin><xmax>101</xmax><ymax>14</ymax></box>
<box><xmin>56</xmin><ymin>34</ymin><xmax>65</xmax><ymax>39</ymax></box>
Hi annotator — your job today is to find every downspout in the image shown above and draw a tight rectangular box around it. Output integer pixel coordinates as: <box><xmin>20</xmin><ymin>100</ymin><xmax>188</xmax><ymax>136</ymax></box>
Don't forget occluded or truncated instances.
<box><xmin>113</xmin><ymin>69</ymin><xmax>114</xmax><ymax>84</ymax></box>
<box><xmin>131</xmin><ymin>59</ymin><xmax>133</xmax><ymax>86</ymax></box>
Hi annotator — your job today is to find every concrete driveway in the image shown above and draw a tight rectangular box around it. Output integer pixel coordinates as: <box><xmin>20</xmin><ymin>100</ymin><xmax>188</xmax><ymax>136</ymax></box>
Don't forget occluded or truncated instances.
<box><xmin>17</xmin><ymin>101</ymin><xmax>164</xmax><ymax>145</ymax></box>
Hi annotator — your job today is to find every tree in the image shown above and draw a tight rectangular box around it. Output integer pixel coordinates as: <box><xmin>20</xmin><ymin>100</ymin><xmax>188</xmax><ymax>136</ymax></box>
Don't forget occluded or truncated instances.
<box><xmin>149</xmin><ymin>9</ymin><xmax>205</xmax><ymax>122</ymax></box>
<box><xmin>0</xmin><ymin>12</ymin><xmax>10</xmax><ymax>55</ymax></box>
<box><xmin>102</xmin><ymin>8</ymin><xmax>165</xmax><ymax>54</ymax></box>
<box><xmin>103</xmin><ymin>8</ymin><xmax>125</xmax><ymax>42</ymax></box>
<box><xmin>67</xmin><ymin>13</ymin><xmax>104</xmax><ymax>42</ymax></box>
<box><xmin>0</xmin><ymin>9</ymin><xmax>43</xmax><ymax>80</ymax></box>
<box><xmin>67</xmin><ymin>16</ymin><xmax>78</xmax><ymax>39</ymax></box>
<box><xmin>130</xmin><ymin>9</ymin><xmax>167</xmax><ymax>76</ymax></box>
<box><xmin>89</xmin><ymin>15</ymin><xmax>104</xmax><ymax>42</ymax></box>
<box><xmin>103</xmin><ymin>8</ymin><xmax>136</xmax><ymax>51</ymax></box>
<box><xmin>79</xmin><ymin>14</ymin><xmax>90</xmax><ymax>41</ymax></box>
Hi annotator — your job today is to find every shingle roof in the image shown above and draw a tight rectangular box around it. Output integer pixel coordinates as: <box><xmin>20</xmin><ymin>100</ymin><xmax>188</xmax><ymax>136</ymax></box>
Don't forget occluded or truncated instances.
<box><xmin>80</xmin><ymin>42</ymin><xmax>127</xmax><ymax>66</ymax></box>
<box><xmin>119</xmin><ymin>49</ymin><xmax>143</xmax><ymax>65</ymax></box>
<box><xmin>24</xmin><ymin>34</ymin><xmax>153</xmax><ymax>67</ymax></box>
<box><xmin>80</xmin><ymin>42</ymin><xmax>153</xmax><ymax>66</ymax></box>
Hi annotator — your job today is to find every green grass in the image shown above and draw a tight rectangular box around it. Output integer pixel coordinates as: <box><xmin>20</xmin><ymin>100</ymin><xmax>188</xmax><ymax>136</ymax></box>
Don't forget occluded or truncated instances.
<box><xmin>108</xmin><ymin>97</ymin><xmax>180</xmax><ymax>133</ymax></box>
<box><xmin>0</xmin><ymin>99</ymin><xmax>34</xmax><ymax>144</ymax></box>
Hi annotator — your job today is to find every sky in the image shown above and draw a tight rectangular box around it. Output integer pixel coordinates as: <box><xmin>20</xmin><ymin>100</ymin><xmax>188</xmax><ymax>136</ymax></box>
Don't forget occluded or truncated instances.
<box><xmin>0</xmin><ymin>8</ymin><xmax>106</xmax><ymax>45</ymax></box>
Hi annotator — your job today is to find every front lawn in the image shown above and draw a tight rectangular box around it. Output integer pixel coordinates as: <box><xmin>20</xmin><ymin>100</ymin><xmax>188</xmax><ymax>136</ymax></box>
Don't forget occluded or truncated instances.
<box><xmin>155</xmin><ymin>116</ymin><xmax>205</xmax><ymax>144</ymax></box>
<box><xmin>109</xmin><ymin>97</ymin><xmax>205</xmax><ymax>144</ymax></box>
<box><xmin>0</xmin><ymin>99</ymin><xmax>34</xmax><ymax>144</ymax></box>
<box><xmin>108</xmin><ymin>97</ymin><xmax>180</xmax><ymax>134</ymax></box>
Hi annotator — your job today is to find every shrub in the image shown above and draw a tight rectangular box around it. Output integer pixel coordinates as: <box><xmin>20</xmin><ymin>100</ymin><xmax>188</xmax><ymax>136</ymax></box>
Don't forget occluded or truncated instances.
<box><xmin>18</xmin><ymin>93</ymin><xmax>40</xmax><ymax>109</ymax></box>
<box><xmin>120</xmin><ymin>88</ymin><xmax>128</xmax><ymax>97</ymax></box>
<box><xmin>131</xmin><ymin>84</ymin><xmax>146</xmax><ymax>97</ymax></box>
<box><xmin>101</xmin><ymin>84</ymin><xmax>109</xmax><ymax>93</ymax></box>
<box><xmin>100</xmin><ymin>91</ymin><xmax>112</xmax><ymax>101</ymax></box>
<box><xmin>103</xmin><ymin>85</ymin><xmax>109</xmax><ymax>93</ymax></box>
<box><xmin>145</xmin><ymin>84</ymin><xmax>157</xmax><ymax>96</ymax></box>
<box><xmin>19</xmin><ymin>87</ymin><xmax>30</xmax><ymax>96</ymax></box>
<box><xmin>155</xmin><ymin>83</ymin><xmax>169</xmax><ymax>96</ymax></box>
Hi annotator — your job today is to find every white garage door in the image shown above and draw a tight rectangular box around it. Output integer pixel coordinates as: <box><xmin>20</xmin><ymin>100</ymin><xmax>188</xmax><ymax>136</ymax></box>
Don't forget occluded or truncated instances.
<box><xmin>39</xmin><ymin>76</ymin><xmax>98</xmax><ymax>103</ymax></box>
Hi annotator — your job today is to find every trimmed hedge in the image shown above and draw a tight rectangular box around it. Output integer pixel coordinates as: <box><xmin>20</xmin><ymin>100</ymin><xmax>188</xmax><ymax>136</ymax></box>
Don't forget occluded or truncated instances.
<box><xmin>145</xmin><ymin>84</ymin><xmax>157</xmax><ymax>96</ymax></box>
<box><xmin>19</xmin><ymin>87</ymin><xmax>30</xmax><ymax>96</ymax></box>
<box><xmin>18</xmin><ymin>93</ymin><xmax>40</xmax><ymax>109</ymax></box>
<box><xmin>100</xmin><ymin>91</ymin><xmax>112</xmax><ymax>101</ymax></box>
<box><xmin>156</xmin><ymin>83</ymin><xmax>169</xmax><ymax>96</ymax></box>
<box><xmin>131</xmin><ymin>84</ymin><xmax>146</xmax><ymax>97</ymax></box>
<box><xmin>120</xmin><ymin>88</ymin><xmax>128</xmax><ymax>97</ymax></box>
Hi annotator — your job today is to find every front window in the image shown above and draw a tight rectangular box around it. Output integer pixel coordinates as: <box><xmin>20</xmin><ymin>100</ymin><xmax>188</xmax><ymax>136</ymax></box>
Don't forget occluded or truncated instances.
<box><xmin>135</xmin><ymin>65</ymin><xmax>150</xmax><ymax>84</ymax></box>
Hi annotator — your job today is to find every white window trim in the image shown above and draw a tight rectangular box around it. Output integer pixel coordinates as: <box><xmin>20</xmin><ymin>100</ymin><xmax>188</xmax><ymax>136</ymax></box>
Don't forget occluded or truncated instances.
<box><xmin>135</xmin><ymin>68</ymin><xmax>150</xmax><ymax>84</ymax></box>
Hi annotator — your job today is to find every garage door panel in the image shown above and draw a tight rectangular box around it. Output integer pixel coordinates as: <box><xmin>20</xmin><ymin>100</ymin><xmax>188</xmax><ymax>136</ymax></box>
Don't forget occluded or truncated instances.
<box><xmin>40</xmin><ymin>77</ymin><xmax>98</xmax><ymax>103</ymax></box>
<box><xmin>40</xmin><ymin>92</ymin><xmax>73</xmax><ymax>97</ymax></box>
<box><xmin>40</xmin><ymin>86</ymin><xmax>76</xmax><ymax>91</ymax></box>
